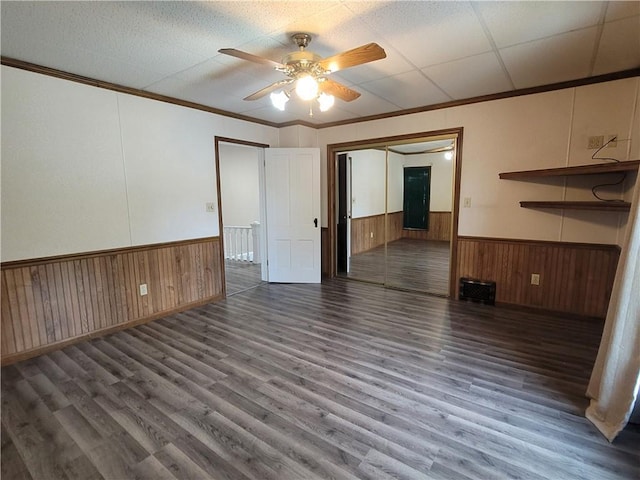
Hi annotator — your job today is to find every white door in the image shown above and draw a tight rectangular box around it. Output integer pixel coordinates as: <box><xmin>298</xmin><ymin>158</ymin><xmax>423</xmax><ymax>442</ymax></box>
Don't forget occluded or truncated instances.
<box><xmin>265</xmin><ymin>148</ymin><xmax>321</xmax><ymax>283</ymax></box>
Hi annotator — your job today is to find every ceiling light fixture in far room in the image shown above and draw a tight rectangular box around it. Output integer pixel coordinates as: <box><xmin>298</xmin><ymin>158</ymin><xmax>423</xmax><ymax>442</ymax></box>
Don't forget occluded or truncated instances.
<box><xmin>444</xmin><ymin>151</ymin><xmax>453</xmax><ymax>160</ymax></box>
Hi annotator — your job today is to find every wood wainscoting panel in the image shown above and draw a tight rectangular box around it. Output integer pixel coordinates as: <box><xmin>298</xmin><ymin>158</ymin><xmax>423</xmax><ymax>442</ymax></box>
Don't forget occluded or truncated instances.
<box><xmin>402</xmin><ymin>211</ymin><xmax>451</xmax><ymax>241</ymax></box>
<box><xmin>387</xmin><ymin>211</ymin><xmax>404</xmax><ymax>243</ymax></box>
<box><xmin>350</xmin><ymin>211</ymin><xmax>450</xmax><ymax>255</ymax></box>
<box><xmin>456</xmin><ymin>236</ymin><xmax>620</xmax><ymax>318</ymax></box>
<box><xmin>350</xmin><ymin>213</ymin><xmax>387</xmax><ymax>255</ymax></box>
<box><xmin>1</xmin><ymin>237</ymin><xmax>223</xmax><ymax>364</ymax></box>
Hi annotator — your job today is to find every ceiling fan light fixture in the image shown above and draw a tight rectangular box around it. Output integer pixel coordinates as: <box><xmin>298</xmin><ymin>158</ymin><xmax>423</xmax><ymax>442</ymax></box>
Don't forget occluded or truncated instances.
<box><xmin>220</xmin><ymin>34</ymin><xmax>386</xmax><ymax>116</ymax></box>
<box><xmin>295</xmin><ymin>75</ymin><xmax>319</xmax><ymax>100</ymax></box>
<box><xmin>318</xmin><ymin>93</ymin><xmax>335</xmax><ymax>112</ymax></box>
<box><xmin>270</xmin><ymin>90</ymin><xmax>289</xmax><ymax>111</ymax></box>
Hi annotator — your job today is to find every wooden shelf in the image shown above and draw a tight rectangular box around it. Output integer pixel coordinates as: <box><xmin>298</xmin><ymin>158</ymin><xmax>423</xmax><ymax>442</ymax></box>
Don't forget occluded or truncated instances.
<box><xmin>500</xmin><ymin>160</ymin><xmax>640</xmax><ymax>179</ymax></box>
<box><xmin>520</xmin><ymin>201</ymin><xmax>631</xmax><ymax>212</ymax></box>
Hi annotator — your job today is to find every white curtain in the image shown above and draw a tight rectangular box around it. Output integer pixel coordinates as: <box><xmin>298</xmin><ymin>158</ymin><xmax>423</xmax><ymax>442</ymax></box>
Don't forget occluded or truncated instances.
<box><xmin>586</xmin><ymin>179</ymin><xmax>640</xmax><ymax>441</ymax></box>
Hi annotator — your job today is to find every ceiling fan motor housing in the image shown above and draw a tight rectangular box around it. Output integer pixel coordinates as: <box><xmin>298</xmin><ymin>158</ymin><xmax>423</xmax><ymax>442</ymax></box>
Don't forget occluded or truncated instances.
<box><xmin>282</xmin><ymin>51</ymin><xmax>326</xmax><ymax>78</ymax></box>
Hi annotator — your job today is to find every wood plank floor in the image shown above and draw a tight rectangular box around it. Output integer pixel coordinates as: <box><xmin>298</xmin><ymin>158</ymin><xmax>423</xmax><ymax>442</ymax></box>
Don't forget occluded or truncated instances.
<box><xmin>2</xmin><ymin>279</ymin><xmax>639</xmax><ymax>480</ymax></box>
<box><xmin>347</xmin><ymin>238</ymin><xmax>450</xmax><ymax>295</ymax></box>
<box><xmin>224</xmin><ymin>260</ymin><xmax>263</xmax><ymax>296</ymax></box>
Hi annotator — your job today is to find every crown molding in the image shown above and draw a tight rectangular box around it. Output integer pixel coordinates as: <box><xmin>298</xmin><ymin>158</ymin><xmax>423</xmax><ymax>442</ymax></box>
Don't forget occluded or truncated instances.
<box><xmin>315</xmin><ymin>68</ymin><xmax>640</xmax><ymax>129</ymax></box>
<box><xmin>1</xmin><ymin>56</ymin><xmax>281</xmax><ymax>128</ymax></box>
<box><xmin>3</xmin><ymin>56</ymin><xmax>639</xmax><ymax>131</ymax></box>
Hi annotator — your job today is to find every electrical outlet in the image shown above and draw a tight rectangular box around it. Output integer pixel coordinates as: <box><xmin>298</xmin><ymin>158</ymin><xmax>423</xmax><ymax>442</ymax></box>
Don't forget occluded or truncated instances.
<box><xmin>139</xmin><ymin>283</ymin><xmax>148</xmax><ymax>296</ymax></box>
<box><xmin>606</xmin><ymin>135</ymin><xmax>618</xmax><ymax>148</ymax></box>
<box><xmin>206</xmin><ymin>202</ymin><xmax>216</xmax><ymax>213</ymax></box>
<box><xmin>588</xmin><ymin>136</ymin><xmax>604</xmax><ymax>149</ymax></box>
<box><xmin>463</xmin><ymin>197</ymin><xmax>471</xmax><ymax>208</ymax></box>
<box><xmin>530</xmin><ymin>274</ymin><xmax>540</xmax><ymax>286</ymax></box>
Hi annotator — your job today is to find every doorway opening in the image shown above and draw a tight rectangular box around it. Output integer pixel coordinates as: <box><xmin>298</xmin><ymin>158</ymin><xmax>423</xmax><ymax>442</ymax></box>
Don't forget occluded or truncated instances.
<box><xmin>328</xmin><ymin>128</ymin><xmax>463</xmax><ymax>297</ymax></box>
<box><xmin>214</xmin><ymin>137</ymin><xmax>268</xmax><ymax>296</ymax></box>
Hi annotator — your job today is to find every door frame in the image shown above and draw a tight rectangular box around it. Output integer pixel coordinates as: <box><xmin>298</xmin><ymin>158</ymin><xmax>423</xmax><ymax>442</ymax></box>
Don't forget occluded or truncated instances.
<box><xmin>327</xmin><ymin>127</ymin><xmax>464</xmax><ymax>298</ymax></box>
<box><xmin>214</xmin><ymin>136</ymin><xmax>269</xmax><ymax>298</ymax></box>
<box><xmin>336</xmin><ymin>153</ymin><xmax>349</xmax><ymax>274</ymax></box>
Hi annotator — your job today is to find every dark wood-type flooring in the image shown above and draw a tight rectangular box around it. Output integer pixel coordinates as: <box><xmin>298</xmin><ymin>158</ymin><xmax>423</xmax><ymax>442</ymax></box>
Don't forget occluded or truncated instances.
<box><xmin>224</xmin><ymin>260</ymin><xmax>263</xmax><ymax>296</ymax></box>
<box><xmin>347</xmin><ymin>238</ymin><xmax>450</xmax><ymax>295</ymax></box>
<box><xmin>2</xmin><ymin>279</ymin><xmax>639</xmax><ymax>480</ymax></box>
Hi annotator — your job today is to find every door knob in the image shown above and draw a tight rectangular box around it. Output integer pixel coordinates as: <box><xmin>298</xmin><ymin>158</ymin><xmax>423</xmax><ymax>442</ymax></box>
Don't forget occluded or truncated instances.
<box><xmin>314</xmin><ymin>218</ymin><xmax>318</xmax><ymax>228</ymax></box>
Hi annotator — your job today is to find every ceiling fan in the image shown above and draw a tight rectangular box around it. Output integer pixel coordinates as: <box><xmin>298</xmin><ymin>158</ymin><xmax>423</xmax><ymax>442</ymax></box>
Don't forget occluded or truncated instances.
<box><xmin>218</xmin><ymin>34</ymin><xmax>386</xmax><ymax>113</ymax></box>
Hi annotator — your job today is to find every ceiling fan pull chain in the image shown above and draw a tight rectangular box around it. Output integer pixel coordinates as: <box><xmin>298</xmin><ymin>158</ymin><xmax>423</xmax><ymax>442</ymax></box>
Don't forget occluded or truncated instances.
<box><xmin>309</xmin><ymin>105</ymin><xmax>314</xmax><ymax>117</ymax></box>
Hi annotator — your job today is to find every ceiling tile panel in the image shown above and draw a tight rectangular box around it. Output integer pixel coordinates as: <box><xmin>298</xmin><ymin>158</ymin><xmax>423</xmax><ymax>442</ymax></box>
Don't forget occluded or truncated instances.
<box><xmin>145</xmin><ymin>59</ymin><xmax>270</xmax><ymax>106</ymax></box>
<box><xmin>2</xmin><ymin>1</ymin><xmax>637</xmax><ymax>125</ymax></box>
<box><xmin>605</xmin><ymin>1</ymin><xmax>640</xmax><ymax>21</ymax></box>
<box><xmin>593</xmin><ymin>16</ymin><xmax>640</xmax><ymax>75</ymax></box>
<box><xmin>1</xmin><ymin>2</ymin><xmax>210</xmax><ymax>86</ymax></box>
<box><xmin>90</xmin><ymin>2</ymin><xmax>256</xmax><ymax>58</ymax></box>
<box><xmin>1</xmin><ymin>20</ymin><xmax>168</xmax><ymax>88</ymax></box>
<box><xmin>360</xmin><ymin>71</ymin><xmax>451</xmax><ymax>109</ymax></box>
<box><xmin>270</xmin><ymin>5</ymin><xmax>414</xmax><ymax>83</ymax></box>
<box><xmin>477</xmin><ymin>1</ymin><xmax>604</xmax><ymax>48</ymax></box>
<box><xmin>268</xmin><ymin>4</ymin><xmax>366</xmax><ymax>55</ymax></box>
<box><xmin>335</xmin><ymin>95</ymin><xmax>402</xmax><ymax>118</ymax></box>
<box><xmin>344</xmin><ymin>1</ymin><xmax>492</xmax><ymax>67</ymax></box>
<box><xmin>500</xmin><ymin>28</ymin><xmax>598</xmax><ymax>89</ymax></box>
<box><xmin>215</xmin><ymin>1</ymin><xmax>341</xmax><ymax>37</ymax></box>
<box><xmin>304</xmin><ymin>105</ymin><xmax>362</xmax><ymax>124</ymax></box>
<box><xmin>238</xmin><ymin>104</ymin><xmax>301</xmax><ymax>124</ymax></box>
<box><xmin>422</xmin><ymin>52</ymin><xmax>513</xmax><ymax>99</ymax></box>
<box><xmin>240</xmin><ymin>100</ymin><xmax>355</xmax><ymax>125</ymax></box>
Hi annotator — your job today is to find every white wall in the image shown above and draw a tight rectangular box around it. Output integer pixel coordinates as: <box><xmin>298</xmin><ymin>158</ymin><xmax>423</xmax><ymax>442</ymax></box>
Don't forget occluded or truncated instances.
<box><xmin>403</xmin><ymin>153</ymin><xmax>454</xmax><ymax>211</ymax></box>
<box><xmin>1</xmin><ymin>67</ymin><xmax>132</xmax><ymax>259</ymax></box>
<box><xmin>218</xmin><ymin>143</ymin><xmax>261</xmax><ymax>226</ymax></box>
<box><xmin>118</xmin><ymin>95</ymin><xmax>221</xmax><ymax>246</ymax></box>
<box><xmin>349</xmin><ymin>149</ymin><xmax>455</xmax><ymax>218</ymax></box>
<box><xmin>3</xmin><ymin>67</ymin><xmax>638</xmax><ymax>262</ymax></box>
<box><xmin>319</xmin><ymin>77</ymin><xmax>640</xmax><ymax>246</ymax></box>
<box><xmin>349</xmin><ymin>149</ymin><xmax>386</xmax><ymax>218</ymax></box>
<box><xmin>387</xmin><ymin>151</ymin><xmax>404</xmax><ymax>213</ymax></box>
<box><xmin>1</xmin><ymin>66</ymin><xmax>278</xmax><ymax>261</ymax></box>
<box><xmin>279</xmin><ymin>125</ymin><xmax>319</xmax><ymax>148</ymax></box>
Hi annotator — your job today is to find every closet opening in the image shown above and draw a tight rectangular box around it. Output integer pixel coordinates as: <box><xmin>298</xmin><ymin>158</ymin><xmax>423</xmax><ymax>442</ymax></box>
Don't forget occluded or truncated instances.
<box><xmin>328</xmin><ymin>128</ymin><xmax>463</xmax><ymax>297</ymax></box>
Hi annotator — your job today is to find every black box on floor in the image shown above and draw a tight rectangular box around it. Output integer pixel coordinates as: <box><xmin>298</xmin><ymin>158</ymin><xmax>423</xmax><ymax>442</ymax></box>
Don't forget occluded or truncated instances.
<box><xmin>459</xmin><ymin>278</ymin><xmax>496</xmax><ymax>305</ymax></box>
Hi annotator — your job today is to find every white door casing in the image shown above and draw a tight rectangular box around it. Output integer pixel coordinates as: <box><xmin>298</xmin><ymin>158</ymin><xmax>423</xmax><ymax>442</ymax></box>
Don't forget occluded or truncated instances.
<box><xmin>265</xmin><ymin>148</ymin><xmax>321</xmax><ymax>283</ymax></box>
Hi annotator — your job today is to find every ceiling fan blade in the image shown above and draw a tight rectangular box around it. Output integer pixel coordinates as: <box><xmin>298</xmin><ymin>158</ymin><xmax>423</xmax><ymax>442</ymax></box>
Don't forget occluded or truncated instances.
<box><xmin>218</xmin><ymin>48</ymin><xmax>285</xmax><ymax>69</ymax></box>
<box><xmin>319</xmin><ymin>79</ymin><xmax>361</xmax><ymax>102</ymax></box>
<box><xmin>317</xmin><ymin>43</ymin><xmax>386</xmax><ymax>73</ymax></box>
<box><xmin>243</xmin><ymin>79</ymin><xmax>293</xmax><ymax>101</ymax></box>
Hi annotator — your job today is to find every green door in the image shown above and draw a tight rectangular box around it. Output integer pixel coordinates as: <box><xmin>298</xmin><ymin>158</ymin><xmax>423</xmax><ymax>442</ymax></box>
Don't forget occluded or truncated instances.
<box><xmin>403</xmin><ymin>166</ymin><xmax>430</xmax><ymax>230</ymax></box>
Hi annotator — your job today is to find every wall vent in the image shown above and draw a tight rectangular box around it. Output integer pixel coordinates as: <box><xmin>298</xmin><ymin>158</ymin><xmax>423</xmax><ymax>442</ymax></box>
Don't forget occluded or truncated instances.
<box><xmin>459</xmin><ymin>278</ymin><xmax>496</xmax><ymax>305</ymax></box>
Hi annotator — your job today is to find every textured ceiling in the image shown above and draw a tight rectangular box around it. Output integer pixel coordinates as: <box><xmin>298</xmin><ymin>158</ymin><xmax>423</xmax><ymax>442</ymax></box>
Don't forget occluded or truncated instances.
<box><xmin>2</xmin><ymin>1</ymin><xmax>639</xmax><ymax>126</ymax></box>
